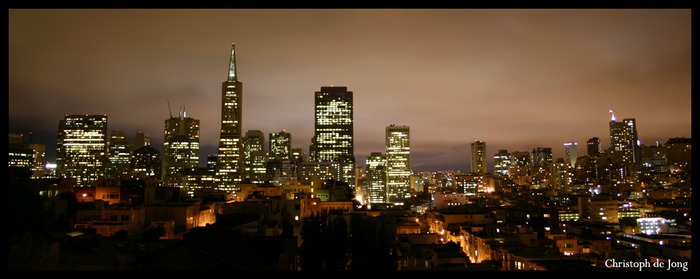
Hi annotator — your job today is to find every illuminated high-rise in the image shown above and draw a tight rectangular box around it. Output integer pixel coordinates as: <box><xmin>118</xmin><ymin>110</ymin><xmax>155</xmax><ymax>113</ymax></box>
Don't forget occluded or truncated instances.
<box><xmin>163</xmin><ymin>107</ymin><xmax>200</xmax><ymax>186</ymax></box>
<box><xmin>106</xmin><ymin>130</ymin><xmax>132</xmax><ymax>179</ymax></box>
<box><xmin>243</xmin><ymin>130</ymin><xmax>267</xmax><ymax>183</ymax></box>
<box><xmin>470</xmin><ymin>140</ymin><xmax>487</xmax><ymax>174</ymax></box>
<box><xmin>386</xmin><ymin>124</ymin><xmax>411</xmax><ymax>205</ymax></box>
<box><xmin>640</xmin><ymin>142</ymin><xmax>668</xmax><ymax>173</ymax></box>
<box><xmin>365</xmin><ymin>152</ymin><xmax>387</xmax><ymax>204</ymax></box>
<box><xmin>8</xmin><ymin>132</ymin><xmax>47</xmax><ymax>179</ymax></box>
<box><xmin>493</xmin><ymin>149</ymin><xmax>510</xmax><ymax>176</ymax></box>
<box><xmin>215</xmin><ymin>43</ymin><xmax>245</xmax><ymax>191</ymax></box>
<box><xmin>608</xmin><ymin>110</ymin><xmax>639</xmax><ymax>166</ymax></box>
<box><xmin>564</xmin><ymin>141</ymin><xmax>578</xmax><ymax>168</ymax></box>
<box><xmin>270</xmin><ymin>130</ymin><xmax>291</xmax><ymax>161</ymax></box>
<box><xmin>57</xmin><ymin>114</ymin><xmax>108</xmax><ymax>187</ymax></box>
<box><xmin>268</xmin><ymin>130</ymin><xmax>294</xmax><ymax>185</ymax></box>
<box><xmin>531</xmin><ymin>147</ymin><xmax>553</xmax><ymax>174</ymax></box>
<box><xmin>551</xmin><ymin>157</ymin><xmax>572</xmax><ymax>191</ymax></box>
<box><xmin>508</xmin><ymin>151</ymin><xmax>531</xmax><ymax>180</ymax></box>
<box><xmin>531</xmin><ymin>147</ymin><xmax>553</xmax><ymax>188</ymax></box>
<box><xmin>311</xmin><ymin>86</ymin><xmax>355</xmax><ymax>188</ymax></box>
<box><xmin>131</xmin><ymin>145</ymin><xmax>162</xmax><ymax>179</ymax></box>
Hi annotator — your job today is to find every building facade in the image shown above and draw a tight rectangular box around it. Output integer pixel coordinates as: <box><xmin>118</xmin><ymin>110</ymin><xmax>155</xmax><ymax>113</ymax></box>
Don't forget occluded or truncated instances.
<box><xmin>608</xmin><ymin>111</ymin><xmax>640</xmax><ymax>166</ymax></box>
<box><xmin>215</xmin><ymin>43</ymin><xmax>245</xmax><ymax>191</ymax></box>
<box><xmin>471</xmin><ymin>140</ymin><xmax>487</xmax><ymax>174</ymax></box>
<box><xmin>311</xmin><ymin>86</ymin><xmax>355</xmax><ymax>188</ymax></box>
<box><xmin>243</xmin><ymin>130</ymin><xmax>267</xmax><ymax>184</ymax></box>
<box><xmin>386</xmin><ymin>124</ymin><xmax>411</xmax><ymax>205</ymax></box>
<box><xmin>366</xmin><ymin>152</ymin><xmax>387</xmax><ymax>204</ymax></box>
<box><xmin>493</xmin><ymin>149</ymin><xmax>510</xmax><ymax>177</ymax></box>
<box><xmin>163</xmin><ymin>109</ymin><xmax>200</xmax><ymax>186</ymax></box>
<box><xmin>57</xmin><ymin>114</ymin><xmax>108</xmax><ymax>187</ymax></box>
<box><xmin>564</xmin><ymin>141</ymin><xmax>578</xmax><ymax>168</ymax></box>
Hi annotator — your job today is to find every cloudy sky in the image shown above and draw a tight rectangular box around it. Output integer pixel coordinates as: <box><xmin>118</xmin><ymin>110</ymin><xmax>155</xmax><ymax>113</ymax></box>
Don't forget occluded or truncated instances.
<box><xmin>8</xmin><ymin>9</ymin><xmax>692</xmax><ymax>172</ymax></box>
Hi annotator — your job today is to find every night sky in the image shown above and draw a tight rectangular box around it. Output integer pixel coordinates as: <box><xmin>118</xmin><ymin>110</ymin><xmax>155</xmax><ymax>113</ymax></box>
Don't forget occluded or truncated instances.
<box><xmin>8</xmin><ymin>9</ymin><xmax>692</xmax><ymax>172</ymax></box>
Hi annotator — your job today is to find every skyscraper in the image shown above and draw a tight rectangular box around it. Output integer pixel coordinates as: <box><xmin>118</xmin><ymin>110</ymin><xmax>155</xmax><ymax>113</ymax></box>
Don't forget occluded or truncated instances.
<box><xmin>493</xmin><ymin>149</ymin><xmax>510</xmax><ymax>176</ymax></box>
<box><xmin>508</xmin><ymin>151</ymin><xmax>531</xmax><ymax>181</ymax></box>
<box><xmin>291</xmin><ymin>148</ymin><xmax>305</xmax><ymax>180</ymax></box>
<box><xmin>106</xmin><ymin>130</ymin><xmax>131</xmax><ymax>179</ymax></box>
<box><xmin>57</xmin><ymin>114</ymin><xmax>108</xmax><ymax>187</ymax></box>
<box><xmin>531</xmin><ymin>147</ymin><xmax>553</xmax><ymax>188</ymax></box>
<box><xmin>587</xmin><ymin>137</ymin><xmax>601</xmax><ymax>157</ymax></box>
<box><xmin>243</xmin><ymin>130</ymin><xmax>267</xmax><ymax>184</ymax></box>
<box><xmin>531</xmin><ymin>147</ymin><xmax>553</xmax><ymax>174</ymax></box>
<box><xmin>268</xmin><ymin>130</ymin><xmax>294</xmax><ymax>185</ymax></box>
<box><xmin>215</xmin><ymin>43</ymin><xmax>245</xmax><ymax>191</ymax></box>
<box><xmin>131</xmin><ymin>145</ymin><xmax>162</xmax><ymax>179</ymax></box>
<box><xmin>269</xmin><ymin>130</ymin><xmax>291</xmax><ymax>161</ymax></box>
<box><xmin>131</xmin><ymin>131</ymin><xmax>150</xmax><ymax>151</ymax></box>
<box><xmin>640</xmin><ymin>143</ymin><xmax>668</xmax><ymax>173</ymax></box>
<box><xmin>386</xmin><ymin>124</ymin><xmax>411</xmax><ymax>205</ymax></box>
<box><xmin>608</xmin><ymin>110</ymin><xmax>639</xmax><ymax>166</ymax></box>
<box><xmin>311</xmin><ymin>86</ymin><xmax>355</xmax><ymax>187</ymax></box>
<box><xmin>564</xmin><ymin>141</ymin><xmax>578</xmax><ymax>168</ymax></box>
<box><xmin>665</xmin><ymin>137</ymin><xmax>692</xmax><ymax>171</ymax></box>
<box><xmin>366</xmin><ymin>152</ymin><xmax>387</xmax><ymax>205</ymax></box>
<box><xmin>8</xmin><ymin>132</ymin><xmax>47</xmax><ymax>179</ymax></box>
<box><xmin>470</xmin><ymin>140</ymin><xmax>487</xmax><ymax>174</ymax></box>
<box><xmin>163</xmin><ymin>107</ymin><xmax>200</xmax><ymax>186</ymax></box>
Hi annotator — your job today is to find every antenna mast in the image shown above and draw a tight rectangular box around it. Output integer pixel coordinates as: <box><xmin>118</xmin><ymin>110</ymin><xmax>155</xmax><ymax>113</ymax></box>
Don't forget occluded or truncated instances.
<box><xmin>167</xmin><ymin>98</ymin><xmax>173</xmax><ymax>119</ymax></box>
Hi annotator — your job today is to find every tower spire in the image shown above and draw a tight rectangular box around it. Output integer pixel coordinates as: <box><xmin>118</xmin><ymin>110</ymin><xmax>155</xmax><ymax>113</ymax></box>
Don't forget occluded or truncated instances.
<box><xmin>228</xmin><ymin>43</ymin><xmax>237</xmax><ymax>82</ymax></box>
<box><xmin>609</xmin><ymin>109</ymin><xmax>616</xmax><ymax>122</ymax></box>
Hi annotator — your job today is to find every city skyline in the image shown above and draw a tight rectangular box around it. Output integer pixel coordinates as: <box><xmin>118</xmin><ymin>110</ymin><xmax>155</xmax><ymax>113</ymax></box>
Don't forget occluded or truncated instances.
<box><xmin>8</xmin><ymin>9</ymin><xmax>691</xmax><ymax>172</ymax></box>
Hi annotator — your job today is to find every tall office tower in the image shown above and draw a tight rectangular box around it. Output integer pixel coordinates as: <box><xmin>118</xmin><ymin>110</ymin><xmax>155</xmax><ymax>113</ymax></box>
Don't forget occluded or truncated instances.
<box><xmin>291</xmin><ymin>148</ymin><xmax>305</xmax><ymax>179</ymax></box>
<box><xmin>57</xmin><ymin>114</ymin><xmax>108</xmax><ymax>187</ymax></box>
<box><xmin>106</xmin><ymin>130</ymin><xmax>132</xmax><ymax>179</ymax></box>
<box><xmin>216</xmin><ymin>43</ymin><xmax>245</xmax><ymax>191</ymax></box>
<box><xmin>207</xmin><ymin>154</ymin><xmax>218</xmax><ymax>172</ymax></box>
<box><xmin>131</xmin><ymin>131</ymin><xmax>151</xmax><ymax>151</ymax></box>
<box><xmin>8</xmin><ymin>142</ymin><xmax>34</xmax><ymax>170</ymax></box>
<box><xmin>665</xmin><ymin>137</ymin><xmax>692</xmax><ymax>171</ymax></box>
<box><xmin>608</xmin><ymin>110</ymin><xmax>639</xmax><ymax>165</ymax></box>
<box><xmin>267</xmin><ymin>130</ymin><xmax>294</xmax><ymax>185</ymax></box>
<box><xmin>564</xmin><ymin>141</ymin><xmax>578</xmax><ymax>168</ymax></box>
<box><xmin>493</xmin><ymin>149</ymin><xmax>510</xmax><ymax>176</ymax></box>
<box><xmin>26</xmin><ymin>142</ymin><xmax>47</xmax><ymax>179</ymax></box>
<box><xmin>270</xmin><ymin>130</ymin><xmax>291</xmax><ymax>161</ymax></box>
<box><xmin>8</xmin><ymin>133</ymin><xmax>34</xmax><ymax>177</ymax></box>
<box><xmin>640</xmin><ymin>142</ymin><xmax>668</xmax><ymax>173</ymax></box>
<box><xmin>366</xmin><ymin>152</ymin><xmax>387</xmax><ymax>205</ymax></box>
<box><xmin>130</xmin><ymin>145</ymin><xmax>162</xmax><ymax>179</ymax></box>
<box><xmin>551</xmin><ymin>157</ymin><xmax>572</xmax><ymax>191</ymax></box>
<box><xmin>386</xmin><ymin>124</ymin><xmax>411</xmax><ymax>205</ymax></box>
<box><xmin>243</xmin><ymin>130</ymin><xmax>267</xmax><ymax>183</ymax></box>
<box><xmin>355</xmin><ymin>164</ymin><xmax>366</xmax><ymax>198</ymax></box>
<box><xmin>587</xmin><ymin>137</ymin><xmax>601</xmax><ymax>157</ymax></box>
<box><xmin>311</xmin><ymin>86</ymin><xmax>355</xmax><ymax>187</ymax></box>
<box><xmin>508</xmin><ymin>151</ymin><xmax>531</xmax><ymax>179</ymax></box>
<box><xmin>163</xmin><ymin>107</ymin><xmax>200</xmax><ymax>185</ymax></box>
<box><xmin>531</xmin><ymin>147</ymin><xmax>553</xmax><ymax>175</ymax></box>
<box><xmin>8</xmin><ymin>132</ymin><xmax>47</xmax><ymax>178</ymax></box>
<box><xmin>470</xmin><ymin>140</ymin><xmax>487</xmax><ymax>174</ymax></box>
